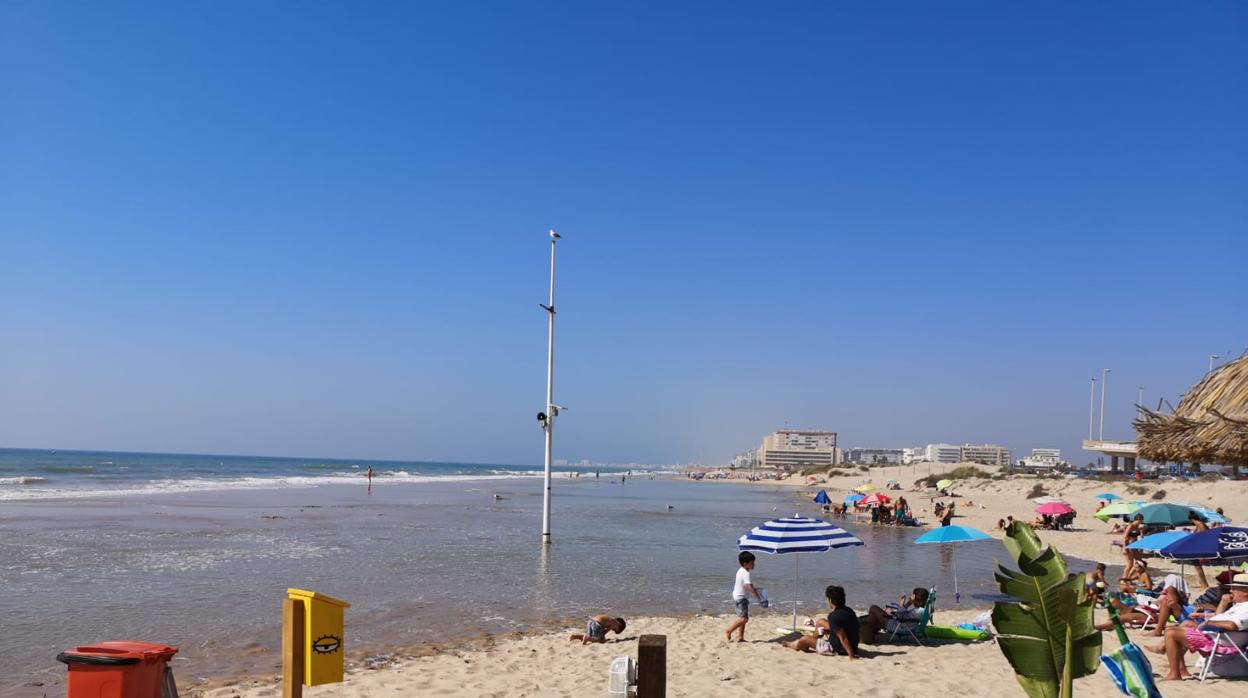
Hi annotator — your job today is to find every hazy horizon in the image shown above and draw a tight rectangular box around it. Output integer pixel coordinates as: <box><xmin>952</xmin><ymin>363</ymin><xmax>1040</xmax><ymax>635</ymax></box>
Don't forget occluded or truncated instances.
<box><xmin>3</xmin><ymin>4</ymin><xmax>1245</xmax><ymax>467</ymax></box>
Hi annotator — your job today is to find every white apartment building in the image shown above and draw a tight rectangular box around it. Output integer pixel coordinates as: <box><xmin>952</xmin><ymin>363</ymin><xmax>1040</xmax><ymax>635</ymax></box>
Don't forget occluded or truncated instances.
<box><xmin>902</xmin><ymin>447</ymin><xmax>927</xmax><ymax>464</ymax></box>
<box><xmin>761</xmin><ymin>430</ymin><xmax>838</xmax><ymax>470</ymax></box>
<box><xmin>925</xmin><ymin>443</ymin><xmax>962</xmax><ymax>464</ymax></box>
<box><xmin>846</xmin><ymin>447</ymin><xmax>905</xmax><ymax>465</ymax></box>
<box><xmin>959</xmin><ymin>443</ymin><xmax>1013</xmax><ymax>467</ymax></box>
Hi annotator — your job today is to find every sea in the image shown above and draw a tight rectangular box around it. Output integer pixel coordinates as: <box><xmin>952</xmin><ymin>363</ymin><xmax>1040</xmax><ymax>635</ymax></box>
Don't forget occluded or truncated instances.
<box><xmin>0</xmin><ymin>447</ymin><xmax>1074</xmax><ymax>697</ymax></box>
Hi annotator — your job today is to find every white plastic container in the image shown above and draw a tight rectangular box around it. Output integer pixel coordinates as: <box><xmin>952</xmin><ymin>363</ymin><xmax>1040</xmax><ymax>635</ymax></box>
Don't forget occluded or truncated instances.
<box><xmin>607</xmin><ymin>656</ymin><xmax>636</xmax><ymax>697</ymax></box>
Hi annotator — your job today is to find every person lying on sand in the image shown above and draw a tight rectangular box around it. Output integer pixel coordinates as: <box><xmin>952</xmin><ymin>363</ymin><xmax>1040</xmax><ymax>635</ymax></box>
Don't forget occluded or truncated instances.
<box><xmin>782</xmin><ymin>585</ymin><xmax>858</xmax><ymax>659</ymax></box>
<box><xmin>859</xmin><ymin>587</ymin><xmax>929</xmax><ymax>644</ymax></box>
<box><xmin>569</xmin><ymin>615</ymin><xmax>626</xmax><ymax>644</ymax></box>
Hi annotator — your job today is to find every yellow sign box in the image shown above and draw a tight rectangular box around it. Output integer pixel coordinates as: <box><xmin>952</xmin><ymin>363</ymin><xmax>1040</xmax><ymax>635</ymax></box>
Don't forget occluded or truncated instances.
<box><xmin>287</xmin><ymin>588</ymin><xmax>350</xmax><ymax>686</ymax></box>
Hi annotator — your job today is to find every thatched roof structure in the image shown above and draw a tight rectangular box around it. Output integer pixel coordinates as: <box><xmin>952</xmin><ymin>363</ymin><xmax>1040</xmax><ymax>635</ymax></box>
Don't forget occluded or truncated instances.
<box><xmin>1135</xmin><ymin>351</ymin><xmax>1248</xmax><ymax>469</ymax></box>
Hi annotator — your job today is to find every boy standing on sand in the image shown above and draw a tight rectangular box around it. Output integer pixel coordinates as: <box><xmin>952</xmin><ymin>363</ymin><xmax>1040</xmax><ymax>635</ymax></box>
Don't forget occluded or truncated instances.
<box><xmin>726</xmin><ymin>551</ymin><xmax>766</xmax><ymax>642</ymax></box>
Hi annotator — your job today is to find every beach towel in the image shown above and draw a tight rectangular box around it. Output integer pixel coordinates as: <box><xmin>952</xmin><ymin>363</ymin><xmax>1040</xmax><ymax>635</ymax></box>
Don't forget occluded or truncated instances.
<box><xmin>1100</xmin><ymin>644</ymin><xmax>1162</xmax><ymax>698</ymax></box>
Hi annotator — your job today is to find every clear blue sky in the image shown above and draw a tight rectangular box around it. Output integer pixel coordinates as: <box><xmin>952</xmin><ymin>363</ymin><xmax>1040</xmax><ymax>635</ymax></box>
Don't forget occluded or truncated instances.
<box><xmin>2</xmin><ymin>3</ymin><xmax>1245</xmax><ymax>466</ymax></box>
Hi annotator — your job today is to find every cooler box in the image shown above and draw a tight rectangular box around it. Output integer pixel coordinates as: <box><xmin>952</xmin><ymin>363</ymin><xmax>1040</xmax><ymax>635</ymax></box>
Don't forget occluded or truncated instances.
<box><xmin>287</xmin><ymin>588</ymin><xmax>350</xmax><ymax>685</ymax></box>
<box><xmin>56</xmin><ymin>641</ymin><xmax>178</xmax><ymax>698</ymax></box>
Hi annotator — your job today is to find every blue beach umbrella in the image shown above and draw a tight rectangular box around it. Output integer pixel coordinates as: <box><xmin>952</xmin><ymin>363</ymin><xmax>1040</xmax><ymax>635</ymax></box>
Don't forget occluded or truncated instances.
<box><xmin>914</xmin><ymin>525</ymin><xmax>994</xmax><ymax>603</ymax></box>
<box><xmin>1185</xmin><ymin>504</ymin><xmax>1228</xmax><ymax>525</ymax></box>
<box><xmin>1126</xmin><ymin>530</ymin><xmax>1189</xmax><ymax>552</ymax></box>
<box><xmin>738</xmin><ymin>516</ymin><xmax>864</xmax><ymax>630</ymax></box>
<box><xmin>1096</xmin><ymin>492</ymin><xmax>1122</xmax><ymax>501</ymax></box>
<box><xmin>1158</xmin><ymin>526</ymin><xmax>1248</xmax><ymax>562</ymax></box>
<box><xmin>813</xmin><ymin>490</ymin><xmax>832</xmax><ymax>506</ymax></box>
<box><xmin>1135</xmin><ymin>503</ymin><xmax>1197</xmax><ymax>527</ymax></box>
<box><xmin>844</xmin><ymin>492</ymin><xmax>865</xmax><ymax>507</ymax></box>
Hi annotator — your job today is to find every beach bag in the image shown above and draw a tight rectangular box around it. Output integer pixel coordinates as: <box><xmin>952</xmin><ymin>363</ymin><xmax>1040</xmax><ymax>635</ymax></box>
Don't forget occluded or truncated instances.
<box><xmin>1100</xmin><ymin>644</ymin><xmax>1162</xmax><ymax>698</ymax></box>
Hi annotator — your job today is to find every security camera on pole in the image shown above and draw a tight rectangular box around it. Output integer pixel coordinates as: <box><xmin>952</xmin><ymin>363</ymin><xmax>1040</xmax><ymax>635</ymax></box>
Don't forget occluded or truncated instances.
<box><xmin>538</xmin><ymin>230</ymin><xmax>562</xmax><ymax>545</ymax></box>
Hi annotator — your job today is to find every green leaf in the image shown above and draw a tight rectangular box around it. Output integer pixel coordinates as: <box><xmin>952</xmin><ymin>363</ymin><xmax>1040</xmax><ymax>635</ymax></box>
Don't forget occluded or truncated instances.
<box><xmin>993</xmin><ymin>523</ymin><xmax>1102</xmax><ymax>698</ymax></box>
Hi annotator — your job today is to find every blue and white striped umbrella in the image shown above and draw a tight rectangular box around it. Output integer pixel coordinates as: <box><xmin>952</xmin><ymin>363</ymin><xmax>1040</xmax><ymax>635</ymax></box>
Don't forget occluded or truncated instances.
<box><xmin>737</xmin><ymin>517</ymin><xmax>863</xmax><ymax>630</ymax></box>
<box><xmin>738</xmin><ymin>517</ymin><xmax>863</xmax><ymax>554</ymax></box>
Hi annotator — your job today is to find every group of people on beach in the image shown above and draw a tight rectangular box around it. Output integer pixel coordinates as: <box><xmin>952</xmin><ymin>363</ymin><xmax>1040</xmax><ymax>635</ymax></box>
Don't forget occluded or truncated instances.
<box><xmin>724</xmin><ymin>551</ymin><xmax>927</xmax><ymax>659</ymax></box>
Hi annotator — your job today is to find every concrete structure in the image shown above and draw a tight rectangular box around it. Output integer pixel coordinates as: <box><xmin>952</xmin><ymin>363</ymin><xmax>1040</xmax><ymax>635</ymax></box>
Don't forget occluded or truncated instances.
<box><xmin>729</xmin><ymin>448</ymin><xmax>761</xmax><ymax>470</ymax></box>
<box><xmin>902</xmin><ymin>447</ymin><xmax>927</xmax><ymax>464</ymax></box>
<box><xmin>761</xmin><ymin>430</ymin><xmax>838</xmax><ymax>470</ymax></box>
<box><xmin>925</xmin><ymin>443</ymin><xmax>962</xmax><ymax>464</ymax></box>
<box><xmin>1016</xmin><ymin>448</ymin><xmax>1066</xmax><ymax>471</ymax></box>
<box><xmin>846</xmin><ymin>447</ymin><xmax>905</xmax><ymax>465</ymax></box>
<box><xmin>959</xmin><ymin>443</ymin><xmax>1013</xmax><ymax>468</ymax></box>
<box><xmin>1082</xmin><ymin>440</ymin><xmax>1138</xmax><ymax>473</ymax></box>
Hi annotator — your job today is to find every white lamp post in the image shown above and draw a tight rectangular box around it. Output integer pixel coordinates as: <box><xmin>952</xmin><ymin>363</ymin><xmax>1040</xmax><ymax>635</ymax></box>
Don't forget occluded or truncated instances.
<box><xmin>1099</xmin><ymin>368</ymin><xmax>1110</xmax><ymax>440</ymax></box>
<box><xmin>539</xmin><ymin>230</ymin><xmax>561</xmax><ymax>545</ymax></box>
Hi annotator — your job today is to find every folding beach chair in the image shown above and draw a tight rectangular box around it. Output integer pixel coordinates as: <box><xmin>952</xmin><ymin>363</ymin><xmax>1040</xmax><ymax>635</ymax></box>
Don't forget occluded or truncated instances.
<box><xmin>1197</xmin><ymin>630</ymin><xmax>1248</xmax><ymax>683</ymax></box>
<box><xmin>888</xmin><ymin>590</ymin><xmax>934</xmax><ymax>645</ymax></box>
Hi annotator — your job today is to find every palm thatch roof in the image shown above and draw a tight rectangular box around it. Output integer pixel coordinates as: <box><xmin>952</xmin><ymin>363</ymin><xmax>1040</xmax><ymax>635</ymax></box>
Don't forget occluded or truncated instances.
<box><xmin>1135</xmin><ymin>351</ymin><xmax>1248</xmax><ymax>468</ymax></box>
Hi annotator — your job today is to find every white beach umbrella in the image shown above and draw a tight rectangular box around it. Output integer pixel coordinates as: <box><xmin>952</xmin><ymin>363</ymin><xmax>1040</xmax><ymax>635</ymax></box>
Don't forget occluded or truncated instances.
<box><xmin>737</xmin><ymin>516</ymin><xmax>864</xmax><ymax>630</ymax></box>
<box><xmin>1032</xmin><ymin>496</ymin><xmax>1070</xmax><ymax>505</ymax></box>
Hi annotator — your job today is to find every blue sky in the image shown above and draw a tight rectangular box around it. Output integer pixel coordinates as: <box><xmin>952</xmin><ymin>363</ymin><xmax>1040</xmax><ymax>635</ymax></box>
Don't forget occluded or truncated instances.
<box><xmin>2</xmin><ymin>3</ymin><xmax>1245</xmax><ymax>466</ymax></box>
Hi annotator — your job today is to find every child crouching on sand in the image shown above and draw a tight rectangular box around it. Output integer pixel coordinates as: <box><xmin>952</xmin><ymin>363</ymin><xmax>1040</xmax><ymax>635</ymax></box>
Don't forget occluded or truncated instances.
<box><xmin>570</xmin><ymin>615</ymin><xmax>626</xmax><ymax>644</ymax></box>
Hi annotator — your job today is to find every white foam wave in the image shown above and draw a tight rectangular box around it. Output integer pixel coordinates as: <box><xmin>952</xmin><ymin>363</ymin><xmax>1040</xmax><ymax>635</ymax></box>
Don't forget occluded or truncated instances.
<box><xmin>0</xmin><ymin>470</ymin><xmax>568</xmax><ymax>501</ymax></box>
<box><xmin>0</xmin><ymin>476</ymin><xmax>47</xmax><ymax>485</ymax></box>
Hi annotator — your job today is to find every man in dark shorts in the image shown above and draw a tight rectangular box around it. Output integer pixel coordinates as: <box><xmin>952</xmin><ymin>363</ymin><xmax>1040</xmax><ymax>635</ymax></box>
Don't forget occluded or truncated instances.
<box><xmin>782</xmin><ymin>585</ymin><xmax>859</xmax><ymax>659</ymax></box>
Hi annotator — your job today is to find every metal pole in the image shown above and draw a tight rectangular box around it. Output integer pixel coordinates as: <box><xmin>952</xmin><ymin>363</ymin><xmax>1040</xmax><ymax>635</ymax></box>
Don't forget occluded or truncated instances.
<box><xmin>793</xmin><ymin>554</ymin><xmax>799</xmax><ymax>631</ymax></box>
<box><xmin>1088</xmin><ymin>378</ymin><xmax>1097</xmax><ymax>440</ymax></box>
<box><xmin>1099</xmin><ymin>368</ymin><xmax>1110</xmax><ymax>440</ymax></box>
<box><xmin>1210</xmin><ymin>354</ymin><xmax>1219</xmax><ymax>372</ymax></box>
<box><xmin>1137</xmin><ymin>387</ymin><xmax>1144</xmax><ymax>414</ymax></box>
<box><xmin>541</xmin><ymin>230</ymin><xmax>559</xmax><ymax>544</ymax></box>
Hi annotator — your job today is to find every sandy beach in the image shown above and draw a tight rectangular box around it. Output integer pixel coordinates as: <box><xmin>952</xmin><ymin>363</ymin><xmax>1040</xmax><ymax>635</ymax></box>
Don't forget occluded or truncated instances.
<box><xmin>172</xmin><ymin>467</ymin><xmax>1247</xmax><ymax>698</ymax></box>
<box><xmin>189</xmin><ymin>611</ymin><xmax>1227</xmax><ymax>698</ymax></box>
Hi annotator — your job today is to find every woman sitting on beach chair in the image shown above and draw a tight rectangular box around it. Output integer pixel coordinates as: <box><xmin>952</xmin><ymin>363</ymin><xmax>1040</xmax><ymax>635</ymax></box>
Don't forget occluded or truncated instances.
<box><xmin>859</xmin><ymin>588</ymin><xmax>931</xmax><ymax>645</ymax></box>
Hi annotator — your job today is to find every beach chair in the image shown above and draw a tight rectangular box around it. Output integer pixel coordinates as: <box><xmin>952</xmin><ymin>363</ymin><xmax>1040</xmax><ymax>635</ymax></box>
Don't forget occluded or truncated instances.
<box><xmin>1197</xmin><ymin>630</ymin><xmax>1248</xmax><ymax>682</ymax></box>
<box><xmin>888</xmin><ymin>590</ymin><xmax>935</xmax><ymax>645</ymax></box>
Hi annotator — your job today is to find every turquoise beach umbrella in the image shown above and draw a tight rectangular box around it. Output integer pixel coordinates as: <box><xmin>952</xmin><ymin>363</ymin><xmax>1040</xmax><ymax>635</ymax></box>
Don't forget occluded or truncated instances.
<box><xmin>1095</xmin><ymin>492</ymin><xmax>1122</xmax><ymax>501</ymax></box>
<box><xmin>1136</xmin><ymin>503</ymin><xmax>1198</xmax><ymax>527</ymax></box>
<box><xmin>844</xmin><ymin>492</ymin><xmax>865</xmax><ymax>507</ymax></box>
<box><xmin>1126</xmin><ymin>530</ymin><xmax>1189</xmax><ymax>552</ymax></box>
<box><xmin>914</xmin><ymin>525</ymin><xmax>993</xmax><ymax>603</ymax></box>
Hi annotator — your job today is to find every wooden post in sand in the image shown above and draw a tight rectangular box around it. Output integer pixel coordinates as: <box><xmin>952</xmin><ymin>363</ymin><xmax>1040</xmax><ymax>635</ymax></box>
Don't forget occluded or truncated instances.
<box><xmin>283</xmin><ymin>598</ymin><xmax>305</xmax><ymax>698</ymax></box>
<box><xmin>637</xmin><ymin>634</ymin><xmax>666</xmax><ymax>697</ymax></box>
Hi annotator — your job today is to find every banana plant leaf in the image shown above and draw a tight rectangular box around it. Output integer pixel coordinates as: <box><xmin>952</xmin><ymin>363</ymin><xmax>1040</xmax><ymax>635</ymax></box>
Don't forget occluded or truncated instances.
<box><xmin>992</xmin><ymin>522</ymin><xmax>1102</xmax><ymax>698</ymax></box>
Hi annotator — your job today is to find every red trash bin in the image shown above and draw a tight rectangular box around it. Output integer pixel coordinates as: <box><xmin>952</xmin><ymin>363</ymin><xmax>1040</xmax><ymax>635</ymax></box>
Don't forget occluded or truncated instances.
<box><xmin>56</xmin><ymin>641</ymin><xmax>178</xmax><ymax>698</ymax></box>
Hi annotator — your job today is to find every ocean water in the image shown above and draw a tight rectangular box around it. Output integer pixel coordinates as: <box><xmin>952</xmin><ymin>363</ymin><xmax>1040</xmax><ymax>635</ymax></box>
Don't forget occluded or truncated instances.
<box><xmin>0</xmin><ymin>448</ymin><xmax>624</xmax><ymax>500</ymax></box>
<box><xmin>0</xmin><ymin>448</ymin><xmax>1071</xmax><ymax>697</ymax></box>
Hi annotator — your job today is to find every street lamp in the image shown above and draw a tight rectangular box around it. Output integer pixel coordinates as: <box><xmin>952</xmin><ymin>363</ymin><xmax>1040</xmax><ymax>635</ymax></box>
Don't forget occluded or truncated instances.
<box><xmin>1087</xmin><ymin>377</ymin><xmax>1097</xmax><ymax>441</ymax></box>
<box><xmin>1099</xmin><ymin>368</ymin><xmax>1110</xmax><ymax>441</ymax></box>
<box><xmin>1210</xmin><ymin>354</ymin><xmax>1221</xmax><ymax>372</ymax></box>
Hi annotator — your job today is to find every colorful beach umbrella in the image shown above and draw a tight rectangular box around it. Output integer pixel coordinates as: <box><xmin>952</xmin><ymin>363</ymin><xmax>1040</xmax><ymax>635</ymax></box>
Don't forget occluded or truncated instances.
<box><xmin>860</xmin><ymin>492</ymin><xmax>891</xmax><ymax>506</ymax></box>
<box><xmin>1095</xmin><ymin>501</ymin><xmax>1141</xmax><ymax>522</ymax></box>
<box><xmin>738</xmin><ymin>517</ymin><xmax>864</xmax><ymax>630</ymax></box>
<box><xmin>1126</xmin><ymin>530</ymin><xmax>1189</xmax><ymax>552</ymax></box>
<box><xmin>1158</xmin><ymin>526</ymin><xmax>1248</xmax><ymax>562</ymax></box>
<box><xmin>915</xmin><ymin>525</ymin><xmax>993</xmax><ymax>603</ymax></box>
<box><xmin>935</xmin><ymin>479</ymin><xmax>953</xmax><ymax>490</ymax></box>
<box><xmin>1032</xmin><ymin>496</ymin><xmax>1070</xmax><ymax>505</ymax></box>
<box><xmin>1034</xmin><ymin>502</ymin><xmax>1075</xmax><ymax>516</ymax></box>
<box><xmin>1183</xmin><ymin>504</ymin><xmax>1228</xmax><ymax>525</ymax></box>
<box><xmin>813</xmin><ymin>490</ymin><xmax>832</xmax><ymax>506</ymax></box>
<box><xmin>1135</xmin><ymin>503</ymin><xmax>1197</xmax><ymax>527</ymax></box>
<box><xmin>1096</xmin><ymin>492</ymin><xmax>1123</xmax><ymax>501</ymax></box>
<box><xmin>844</xmin><ymin>492</ymin><xmax>865</xmax><ymax>507</ymax></box>
<box><xmin>854</xmin><ymin>484</ymin><xmax>876</xmax><ymax>493</ymax></box>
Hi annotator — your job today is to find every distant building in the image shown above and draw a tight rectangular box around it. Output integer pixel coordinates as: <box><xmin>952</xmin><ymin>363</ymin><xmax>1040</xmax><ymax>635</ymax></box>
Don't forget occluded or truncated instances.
<box><xmin>959</xmin><ymin>444</ymin><xmax>1013</xmax><ymax>468</ymax></box>
<box><xmin>846</xmin><ymin>447</ymin><xmax>904</xmax><ymax>465</ymax></box>
<box><xmin>729</xmin><ymin>448</ymin><xmax>761</xmax><ymax>470</ymax></box>
<box><xmin>1016</xmin><ymin>448</ymin><xmax>1065</xmax><ymax>470</ymax></box>
<box><xmin>925</xmin><ymin>443</ymin><xmax>962</xmax><ymax>464</ymax></box>
<box><xmin>902</xmin><ymin>447</ymin><xmax>927</xmax><ymax>464</ymax></box>
<box><xmin>761</xmin><ymin>429</ymin><xmax>838</xmax><ymax>470</ymax></box>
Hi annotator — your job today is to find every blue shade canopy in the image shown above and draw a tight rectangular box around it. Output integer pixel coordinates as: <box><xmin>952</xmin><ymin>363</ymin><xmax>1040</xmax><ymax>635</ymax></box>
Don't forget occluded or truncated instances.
<box><xmin>1158</xmin><ymin>527</ymin><xmax>1248</xmax><ymax>561</ymax></box>
<box><xmin>813</xmin><ymin>490</ymin><xmax>832</xmax><ymax>505</ymax></box>
<box><xmin>1185</xmin><ymin>504</ymin><xmax>1228</xmax><ymax>525</ymax></box>
<box><xmin>1126</xmin><ymin>530</ymin><xmax>1190</xmax><ymax>551</ymax></box>
<box><xmin>737</xmin><ymin>517</ymin><xmax>864</xmax><ymax>554</ymax></box>
<box><xmin>844</xmin><ymin>492</ymin><xmax>866</xmax><ymax>506</ymax></box>
<box><xmin>1095</xmin><ymin>493</ymin><xmax>1122</xmax><ymax>501</ymax></box>
<box><xmin>1136</xmin><ymin>503</ymin><xmax>1198</xmax><ymax>527</ymax></box>
<box><xmin>914</xmin><ymin>525</ymin><xmax>993</xmax><ymax>545</ymax></box>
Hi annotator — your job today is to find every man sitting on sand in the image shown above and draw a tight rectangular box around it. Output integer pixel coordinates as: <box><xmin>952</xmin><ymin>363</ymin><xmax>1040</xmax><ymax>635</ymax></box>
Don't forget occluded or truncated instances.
<box><xmin>782</xmin><ymin>585</ymin><xmax>858</xmax><ymax>659</ymax></box>
<box><xmin>859</xmin><ymin>588</ymin><xmax>929</xmax><ymax>644</ymax></box>
<box><xmin>1143</xmin><ymin>573</ymin><xmax>1248</xmax><ymax>681</ymax></box>
<box><xmin>569</xmin><ymin>615</ymin><xmax>626</xmax><ymax>644</ymax></box>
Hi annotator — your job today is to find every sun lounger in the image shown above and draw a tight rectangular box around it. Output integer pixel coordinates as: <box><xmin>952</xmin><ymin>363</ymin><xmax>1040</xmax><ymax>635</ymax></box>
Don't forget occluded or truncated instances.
<box><xmin>1197</xmin><ymin>630</ymin><xmax>1248</xmax><ymax>682</ymax></box>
